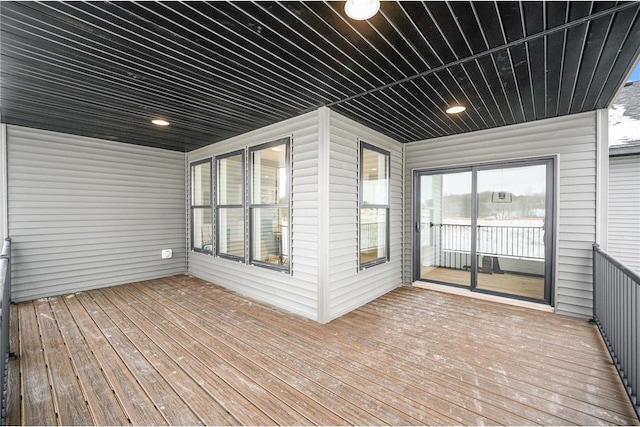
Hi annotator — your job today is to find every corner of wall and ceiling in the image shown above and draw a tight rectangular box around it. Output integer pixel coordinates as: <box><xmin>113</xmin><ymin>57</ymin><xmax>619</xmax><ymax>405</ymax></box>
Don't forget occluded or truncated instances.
<box><xmin>401</xmin><ymin>141</ymin><xmax>408</xmax><ymax>285</ymax></box>
<box><xmin>0</xmin><ymin>123</ymin><xmax>7</xmax><ymax>242</ymax></box>
<box><xmin>184</xmin><ymin>151</ymin><xmax>190</xmax><ymax>274</ymax></box>
<box><xmin>316</xmin><ymin>106</ymin><xmax>331</xmax><ymax>323</ymax></box>
<box><xmin>596</xmin><ymin>109</ymin><xmax>609</xmax><ymax>251</ymax></box>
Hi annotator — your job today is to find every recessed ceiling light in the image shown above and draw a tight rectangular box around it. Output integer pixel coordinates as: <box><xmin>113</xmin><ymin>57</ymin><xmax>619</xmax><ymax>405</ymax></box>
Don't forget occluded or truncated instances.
<box><xmin>446</xmin><ymin>105</ymin><xmax>466</xmax><ymax>114</ymax></box>
<box><xmin>345</xmin><ymin>0</ymin><xmax>380</xmax><ymax>20</ymax></box>
<box><xmin>270</xmin><ymin>146</ymin><xmax>283</xmax><ymax>152</ymax></box>
<box><xmin>152</xmin><ymin>119</ymin><xmax>170</xmax><ymax>126</ymax></box>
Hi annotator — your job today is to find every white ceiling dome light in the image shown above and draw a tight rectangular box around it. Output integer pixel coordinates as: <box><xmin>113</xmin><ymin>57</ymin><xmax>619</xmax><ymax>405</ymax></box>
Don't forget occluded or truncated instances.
<box><xmin>344</xmin><ymin>0</ymin><xmax>380</xmax><ymax>21</ymax></box>
<box><xmin>445</xmin><ymin>105</ymin><xmax>466</xmax><ymax>114</ymax></box>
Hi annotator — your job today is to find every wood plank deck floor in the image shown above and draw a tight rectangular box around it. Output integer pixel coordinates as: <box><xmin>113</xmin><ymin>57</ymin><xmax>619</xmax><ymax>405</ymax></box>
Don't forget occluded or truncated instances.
<box><xmin>7</xmin><ymin>274</ymin><xmax>639</xmax><ymax>426</ymax></box>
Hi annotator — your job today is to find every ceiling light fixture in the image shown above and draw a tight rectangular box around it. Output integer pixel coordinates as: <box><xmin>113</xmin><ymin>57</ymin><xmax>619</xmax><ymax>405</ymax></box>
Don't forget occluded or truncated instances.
<box><xmin>445</xmin><ymin>105</ymin><xmax>466</xmax><ymax>114</ymax></box>
<box><xmin>344</xmin><ymin>0</ymin><xmax>380</xmax><ymax>20</ymax></box>
<box><xmin>151</xmin><ymin>119</ymin><xmax>170</xmax><ymax>126</ymax></box>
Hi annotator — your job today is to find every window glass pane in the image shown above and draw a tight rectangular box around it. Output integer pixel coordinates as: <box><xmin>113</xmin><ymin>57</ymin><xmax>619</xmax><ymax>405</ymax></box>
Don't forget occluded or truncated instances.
<box><xmin>362</xmin><ymin>148</ymin><xmax>388</xmax><ymax>205</ymax></box>
<box><xmin>252</xmin><ymin>144</ymin><xmax>287</xmax><ymax>204</ymax></box>
<box><xmin>193</xmin><ymin>207</ymin><xmax>213</xmax><ymax>252</ymax></box>
<box><xmin>192</xmin><ymin>162</ymin><xmax>211</xmax><ymax>206</ymax></box>
<box><xmin>419</xmin><ymin>172</ymin><xmax>472</xmax><ymax>287</ymax></box>
<box><xmin>252</xmin><ymin>207</ymin><xmax>289</xmax><ymax>267</ymax></box>
<box><xmin>360</xmin><ymin>208</ymin><xmax>387</xmax><ymax>264</ymax></box>
<box><xmin>476</xmin><ymin>164</ymin><xmax>547</xmax><ymax>299</ymax></box>
<box><xmin>218</xmin><ymin>208</ymin><xmax>244</xmax><ymax>258</ymax></box>
<box><xmin>218</xmin><ymin>154</ymin><xmax>243</xmax><ymax>205</ymax></box>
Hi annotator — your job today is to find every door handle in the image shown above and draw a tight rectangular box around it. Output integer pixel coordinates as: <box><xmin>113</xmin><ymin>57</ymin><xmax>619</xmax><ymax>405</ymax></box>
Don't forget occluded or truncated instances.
<box><xmin>415</xmin><ymin>222</ymin><xmax>420</xmax><ymax>233</ymax></box>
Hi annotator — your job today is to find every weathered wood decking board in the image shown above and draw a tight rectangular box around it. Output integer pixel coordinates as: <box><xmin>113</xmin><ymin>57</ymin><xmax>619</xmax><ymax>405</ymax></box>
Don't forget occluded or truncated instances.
<box><xmin>8</xmin><ymin>275</ymin><xmax>639</xmax><ymax>426</ymax></box>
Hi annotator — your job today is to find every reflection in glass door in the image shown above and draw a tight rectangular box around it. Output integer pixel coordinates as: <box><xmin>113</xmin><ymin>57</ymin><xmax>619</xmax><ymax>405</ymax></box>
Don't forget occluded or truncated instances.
<box><xmin>475</xmin><ymin>164</ymin><xmax>547</xmax><ymax>300</ymax></box>
<box><xmin>419</xmin><ymin>172</ymin><xmax>472</xmax><ymax>287</ymax></box>
<box><xmin>415</xmin><ymin>159</ymin><xmax>553</xmax><ymax>304</ymax></box>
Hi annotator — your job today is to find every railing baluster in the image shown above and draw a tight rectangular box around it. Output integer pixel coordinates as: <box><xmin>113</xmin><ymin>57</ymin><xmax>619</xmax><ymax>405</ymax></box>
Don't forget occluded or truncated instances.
<box><xmin>616</xmin><ymin>266</ymin><xmax>621</xmax><ymax>368</ymax></box>
<box><xmin>510</xmin><ymin>226</ymin><xmax>514</xmax><ymax>257</ymax></box>
<box><xmin>628</xmin><ymin>274</ymin><xmax>632</xmax><ymax>388</ymax></box>
<box><xmin>491</xmin><ymin>226</ymin><xmax>495</xmax><ymax>256</ymax></box>
<box><xmin>0</xmin><ymin>238</ymin><xmax>11</xmax><ymax>425</ymax></box>
<box><xmin>636</xmin><ymin>285</ymin><xmax>640</xmax><ymax>405</ymax></box>
<box><xmin>593</xmin><ymin>243</ymin><xmax>640</xmax><ymax>417</ymax></box>
<box><xmin>439</xmin><ymin>224</ymin><xmax>545</xmax><ymax>260</ymax></box>
<box><xmin>435</xmin><ymin>224</ymin><xmax>551</xmax><ymax>275</ymax></box>
<box><xmin>519</xmin><ymin>227</ymin><xmax>523</xmax><ymax>257</ymax></box>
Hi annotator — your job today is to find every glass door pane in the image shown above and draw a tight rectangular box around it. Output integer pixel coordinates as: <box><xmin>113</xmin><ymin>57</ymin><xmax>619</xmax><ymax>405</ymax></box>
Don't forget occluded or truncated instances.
<box><xmin>475</xmin><ymin>164</ymin><xmax>547</xmax><ymax>299</ymax></box>
<box><xmin>419</xmin><ymin>172</ymin><xmax>472</xmax><ymax>287</ymax></box>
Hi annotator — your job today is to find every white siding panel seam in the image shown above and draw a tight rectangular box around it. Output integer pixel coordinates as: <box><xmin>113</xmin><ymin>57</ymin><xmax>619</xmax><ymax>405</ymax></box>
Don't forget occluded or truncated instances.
<box><xmin>596</xmin><ymin>109</ymin><xmax>609</xmax><ymax>250</ymax></box>
<box><xmin>187</xmin><ymin>111</ymin><xmax>319</xmax><ymax>321</ymax></box>
<box><xmin>1</xmin><ymin>124</ymin><xmax>7</xmax><ymax>241</ymax></box>
<box><xmin>7</xmin><ymin>125</ymin><xmax>187</xmax><ymax>300</ymax></box>
<box><xmin>404</xmin><ymin>111</ymin><xmax>598</xmax><ymax>317</ymax></box>
<box><xmin>328</xmin><ymin>110</ymin><xmax>403</xmax><ymax>320</ymax></box>
<box><xmin>608</xmin><ymin>155</ymin><xmax>640</xmax><ymax>272</ymax></box>
<box><xmin>317</xmin><ymin>107</ymin><xmax>330</xmax><ymax>323</ymax></box>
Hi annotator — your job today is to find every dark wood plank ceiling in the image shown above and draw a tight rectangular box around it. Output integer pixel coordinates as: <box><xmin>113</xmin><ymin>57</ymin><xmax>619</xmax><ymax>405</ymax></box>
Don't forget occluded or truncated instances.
<box><xmin>1</xmin><ymin>1</ymin><xmax>640</xmax><ymax>152</ymax></box>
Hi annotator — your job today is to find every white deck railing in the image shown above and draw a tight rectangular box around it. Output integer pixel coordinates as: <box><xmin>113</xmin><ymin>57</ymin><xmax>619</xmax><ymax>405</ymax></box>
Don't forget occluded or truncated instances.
<box><xmin>425</xmin><ymin>223</ymin><xmax>545</xmax><ymax>260</ymax></box>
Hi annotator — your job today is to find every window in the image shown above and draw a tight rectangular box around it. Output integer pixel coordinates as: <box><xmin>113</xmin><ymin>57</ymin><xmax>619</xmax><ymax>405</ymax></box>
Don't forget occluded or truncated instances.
<box><xmin>360</xmin><ymin>142</ymin><xmax>390</xmax><ymax>268</ymax></box>
<box><xmin>249</xmin><ymin>137</ymin><xmax>290</xmax><ymax>271</ymax></box>
<box><xmin>190</xmin><ymin>159</ymin><xmax>213</xmax><ymax>254</ymax></box>
<box><xmin>216</xmin><ymin>150</ymin><xmax>245</xmax><ymax>261</ymax></box>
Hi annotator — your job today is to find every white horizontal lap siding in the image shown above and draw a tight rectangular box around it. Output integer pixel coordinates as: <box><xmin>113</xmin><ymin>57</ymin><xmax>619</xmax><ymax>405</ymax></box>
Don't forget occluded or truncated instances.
<box><xmin>328</xmin><ymin>111</ymin><xmax>403</xmax><ymax>320</ymax></box>
<box><xmin>405</xmin><ymin>112</ymin><xmax>599</xmax><ymax>318</ymax></box>
<box><xmin>608</xmin><ymin>155</ymin><xmax>640</xmax><ymax>272</ymax></box>
<box><xmin>187</xmin><ymin>111</ymin><xmax>319</xmax><ymax>320</ymax></box>
<box><xmin>7</xmin><ymin>125</ymin><xmax>186</xmax><ymax>301</ymax></box>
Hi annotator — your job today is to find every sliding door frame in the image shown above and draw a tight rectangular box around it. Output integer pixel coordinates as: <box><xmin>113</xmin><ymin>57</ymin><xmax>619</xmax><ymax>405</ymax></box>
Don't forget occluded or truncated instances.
<box><xmin>413</xmin><ymin>166</ymin><xmax>473</xmax><ymax>289</ymax></box>
<box><xmin>413</xmin><ymin>157</ymin><xmax>555</xmax><ymax>305</ymax></box>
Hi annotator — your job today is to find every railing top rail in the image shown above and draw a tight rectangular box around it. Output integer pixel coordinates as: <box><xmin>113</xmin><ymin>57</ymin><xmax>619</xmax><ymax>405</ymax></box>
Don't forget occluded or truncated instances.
<box><xmin>432</xmin><ymin>223</ymin><xmax>544</xmax><ymax>229</ymax></box>
<box><xmin>440</xmin><ymin>222</ymin><xmax>544</xmax><ymax>228</ymax></box>
<box><xmin>593</xmin><ymin>243</ymin><xmax>640</xmax><ymax>285</ymax></box>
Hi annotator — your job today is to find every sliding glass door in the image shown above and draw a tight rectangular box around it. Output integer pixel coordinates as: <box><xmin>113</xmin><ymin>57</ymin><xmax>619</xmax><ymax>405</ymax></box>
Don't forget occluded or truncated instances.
<box><xmin>419</xmin><ymin>171</ymin><xmax>472</xmax><ymax>287</ymax></box>
<box><xmin>475</xmin><ymin>164</ymin><xmax>548</xmax><ymax>299</ymax></box>
<box><xmin>414</xmin><ymin>159</ymin><xmax>553</xmax><ymax>304</ymax></box>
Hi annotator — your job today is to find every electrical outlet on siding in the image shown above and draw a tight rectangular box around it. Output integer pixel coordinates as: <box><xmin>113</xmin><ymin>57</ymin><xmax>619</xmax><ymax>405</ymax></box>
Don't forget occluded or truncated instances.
<box><xmin>161</xmin><ymin>249</ymin><xmax>173</xmax><ymax>259</ymax></box>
